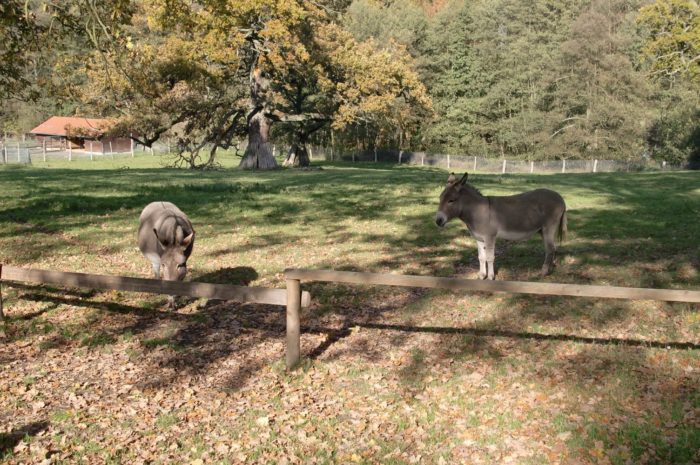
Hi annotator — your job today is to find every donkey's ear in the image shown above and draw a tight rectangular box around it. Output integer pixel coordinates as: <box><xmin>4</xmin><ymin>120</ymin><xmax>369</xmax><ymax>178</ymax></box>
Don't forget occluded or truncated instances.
<box><xmin>458</xmin><ymin>172</ymin><xmax>469</xmax><ymax>185</ymax></box>
<box><xmin>447</xmin><ymin>172</ymin><xmax>457</xmax><ymax>184</ymax></box>
<box><xmin>153</xmin><ymin>228</ymin><xmax>167</xmax><ymax>246</ymax></box>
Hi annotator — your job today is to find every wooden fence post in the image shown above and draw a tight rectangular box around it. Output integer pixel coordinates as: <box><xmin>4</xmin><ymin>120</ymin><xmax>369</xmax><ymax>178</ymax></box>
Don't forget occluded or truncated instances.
<box><xmin>374</xmin><ymin>147</ymin><xmax>377</xmax><ymax>163</ymax></box>
<box><xmin>473</xmin><ymin>156</ymin><xmax>477</xmax><ymax>172</ymax></box>
<box><xmin>43</xmin><ymin>140</ymin><xmax>46</xmax><ymax>162</ymax></box>
<box><xmin>68</xmin><ymin>143</ymin><xmax>72</xmax><ymax>161</ymax></box>
<box><xmin>421</xmin><ymin>153</ymin><xmax>424</xmax><ymax>166</ymax></box>
<box><xmin>502</xmin><ymin>159</ymin><xmax>507</xmax><ymax>174</ymax></box>
<box><xmin>17</xmin><ymin>142</ymin><xmax>20</xmax><ymax>163</ymax></box>
<box><xmin>0</xmin><ymin>264</ymin><xmax>4</xmax><ymax>324</ymax></box>
<box><xmin>130</xmin><ymin>134</ymin><xmax>134</xmax><ymax>157</ymax></box>
<box><xmin>109</xmin><ymin>141</ymin><xmax>114</xmax><ymax>159</ymax></box>
<box><xmin>530</xmin><ymin>160</ymin><xmax>534</xmax><ymax>173</ymax></box>
<box><xmin>447</xmin><ymin>154</ymin><xmax>450</xmax><ymax>170</ymax></box>
<box><xmin>562</xmin><ymin>159</ymin><xmax>566</xmax><ymax>173</ymax></box>
<box><xmin>89</xmin><ymin>141</ymin><xmax>94</xmax><ymax>161</ymax></box>
<box><xmin>286</xmin><ymin>278</ymin><xmax>302</xmax><ymax>369</ymax></box>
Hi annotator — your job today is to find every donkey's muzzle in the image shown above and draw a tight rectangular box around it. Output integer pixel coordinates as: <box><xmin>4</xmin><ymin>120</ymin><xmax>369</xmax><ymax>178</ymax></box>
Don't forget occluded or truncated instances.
<box><xmin>435</xmin><ymin>212</ymin><xmax>447</xmax><ymax>227</ymax></box>
<box><xmin>176</xmin><ymin>264</ymin><xmax>187</xmax><ymax>281</ymax></box>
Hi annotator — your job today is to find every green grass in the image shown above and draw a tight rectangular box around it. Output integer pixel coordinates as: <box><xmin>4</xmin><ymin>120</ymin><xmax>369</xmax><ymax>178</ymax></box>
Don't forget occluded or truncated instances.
<box><xmin>0</xmin><ymin>157</ymin><xmax>699</xmax><ymax>464</ymax></box>
<box><xmin>80</xmin><ymin>331</ymin><xmax>116</xmax><ymax>348</ymax></box>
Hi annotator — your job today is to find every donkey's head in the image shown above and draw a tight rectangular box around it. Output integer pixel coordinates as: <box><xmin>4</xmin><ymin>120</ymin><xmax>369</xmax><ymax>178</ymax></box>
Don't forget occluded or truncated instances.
<box><xmin>435</xmin><ymin>172</ymin><xmax>469</xmax><ymax>227</ymax></box>
<box><xmin>154</xmin><ymin>219</ymin><xmax>195</xmax><ymax>281</ymax></box>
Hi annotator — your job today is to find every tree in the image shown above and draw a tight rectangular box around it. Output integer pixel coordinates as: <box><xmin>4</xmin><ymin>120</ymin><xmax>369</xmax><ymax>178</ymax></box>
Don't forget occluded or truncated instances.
<box><xmin>646</xmin><ymin>84</ymin><xmax>700</xmax><ymax>165</ymax></box>
<box><xmin>0</xmin><ymin>1</ymin><xmax>38</xmax><ymax>99</ymax></box>
<box><xmin>637</xmin><ymin>0</ymin><xmax>700</xmax><ymax>84</ymax></box>
<box><xmin>421</xmin><ymin>0</ymin><xmax>583</xmax><ymax>158</ymax></box>
<box><xmin>72</xmin><ymin>0</ymin><xmax>431</xmax><ymax>169</ymax></box>
<box><xmin>0</xmin><ymin>1</ymin><xmax>134</xmax><ymax>136</ymax></box>
<box><xmin>637</xmin><ymin>1</ymin><xmax>700</xmax><ymax>167</ymax></box>
<box><xmin>542</xmin><ymin>0</ymin><xmax>650</xmax><ymax>160</ymax></box>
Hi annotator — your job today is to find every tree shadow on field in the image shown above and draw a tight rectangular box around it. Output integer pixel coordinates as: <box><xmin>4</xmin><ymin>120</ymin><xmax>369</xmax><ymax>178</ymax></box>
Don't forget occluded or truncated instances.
<box><xmin>3</xmin><ymin>167</ymin><xmax>700</xmax><ymax>440</ymax></box>
<box><xmin>0</xmin><ymin>165</ymin><xmax>447</xmax><ymax>265</ymax></box>
<box><xmin>272</xmin><ymin>170</ymin><xmax>700</xmax><ymax>463</ymax></box>
<box><xmin>0</xmin><ymin>421</ymin><xmax>50</xmax><ymax>456</ymax></box>
<box><xmin>133</xmin><ymin>300</ymin><xmax>288</xmax><ymax>392</ymax></box>
<box><xmin>191</xmin><ymin>266</ymin><xmax>259</xmax><ymax>286</ymax></box>
<box><xmin>10</xmin><ymin>284</ymin><xmax>283</xmax><ymax>391</ymax></box>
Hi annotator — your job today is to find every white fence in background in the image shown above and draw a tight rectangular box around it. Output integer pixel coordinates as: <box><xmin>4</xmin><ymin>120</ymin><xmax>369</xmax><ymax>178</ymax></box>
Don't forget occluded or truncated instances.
<box><xmin>0</xmin><ymin>138</ymin><xmax>688</xmax><ymax>172</ymax></box>
<box><xmin>302</xmin><ymin>146</ymin><xmax>685</xmax><ymax>173</ymax></box>
<box><xmin>0</xmin><ymin>139</ymin><xmax>171</xmax><ymax>164</ymax></box>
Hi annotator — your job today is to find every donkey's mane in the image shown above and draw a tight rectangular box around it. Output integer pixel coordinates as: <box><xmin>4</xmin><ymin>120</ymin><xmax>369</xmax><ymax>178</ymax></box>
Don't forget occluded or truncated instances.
<box><xmin>463</xmin><ymin>182</ymin><xmax>483</xmax><ymax>196</ymax></box>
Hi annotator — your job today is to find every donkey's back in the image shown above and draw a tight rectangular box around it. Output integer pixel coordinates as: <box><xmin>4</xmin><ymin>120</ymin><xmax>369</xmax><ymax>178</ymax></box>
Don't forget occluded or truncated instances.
<box><xmin>490</xmin><ymin>188</ymin><xmax>566</xmax><ymax>242</ymax></box>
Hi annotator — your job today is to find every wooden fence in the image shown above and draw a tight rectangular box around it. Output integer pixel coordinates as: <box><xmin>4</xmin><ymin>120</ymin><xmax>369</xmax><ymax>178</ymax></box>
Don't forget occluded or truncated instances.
<box><xmin>0</xmin><ymin>265</ymin><xmax>311</xmax><ymax>364</ymax></box>
<box><xmin>3</xmin><ymin>264</ymin><xmax>700</xmax><ymax>371</ymax></box>
<box><xmin>284</xmin><ymin>268</ymin><xmax>700</xmax><ymax>368</ymax></box>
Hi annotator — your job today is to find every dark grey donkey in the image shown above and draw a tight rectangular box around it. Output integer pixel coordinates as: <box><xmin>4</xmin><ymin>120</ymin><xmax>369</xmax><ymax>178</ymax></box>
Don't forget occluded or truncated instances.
<box><xmin>138</xmin><ymin>202</ymin><xmax>195</xmax><ymax>307</ymax></box>
<box><xmin>435</xmin><ymin>172</ymin><xmax>566</xmax><ymax>280</ymax></box>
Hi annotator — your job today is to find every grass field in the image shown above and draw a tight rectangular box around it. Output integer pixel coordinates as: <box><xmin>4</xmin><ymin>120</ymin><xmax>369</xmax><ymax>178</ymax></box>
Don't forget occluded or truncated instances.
<box><xmin>0</xmin><ymin>156</ymin><xmax>698</xmax><ymax>464</ymax></box>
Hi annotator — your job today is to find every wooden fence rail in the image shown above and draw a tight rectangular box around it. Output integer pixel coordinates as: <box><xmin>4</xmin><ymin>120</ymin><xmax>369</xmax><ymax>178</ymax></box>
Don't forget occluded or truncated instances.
<box><xmin>283</xmin><ymin>268</ymin><xmax>700</xmax><ymax>368</ymax></box>
<box><xmin>284</xmin><ymin>269</ymin><xmax>700</xmax><ymax>303</ymax></box>
<box><xmin>3</xmin><ymin>265</ymin><xmax>699</xmax><ymax>370</ymax></box>
<box><xmin>0</xmin><ymin>265</ymin><xmax>311</xmax><ymax>358</ymax></box>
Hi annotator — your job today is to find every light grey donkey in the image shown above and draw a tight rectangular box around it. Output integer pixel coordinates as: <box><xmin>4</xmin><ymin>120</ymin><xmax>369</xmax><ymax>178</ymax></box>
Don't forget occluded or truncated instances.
<box><xmin>138</xmin><ymin>202</ymin><xmax>195</xmax><ymax>307</ymax></box>
<box><xmin>435</xmin><ymin>172</ymin><xmax>566</xmax><ymax>280</ymax></box>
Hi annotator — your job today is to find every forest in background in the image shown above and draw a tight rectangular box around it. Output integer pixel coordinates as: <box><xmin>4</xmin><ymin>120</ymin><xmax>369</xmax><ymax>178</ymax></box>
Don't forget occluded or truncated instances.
<box><xmin>1</xmin><ymin>0</ymin><xmax>699</xmax><ymax>167</ymax></box>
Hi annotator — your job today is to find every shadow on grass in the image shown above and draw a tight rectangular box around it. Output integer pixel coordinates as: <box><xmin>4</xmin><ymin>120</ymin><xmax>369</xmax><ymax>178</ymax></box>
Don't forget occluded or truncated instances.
<box><xmin>2</xmin><ymin>165</ymin><xmax>699</xmax><ymax>462</ymax></box>
<box><xmin>0</xmin><ymin>421</ymin><xmax>49</xmax><ymax>457</ymax></box>
<box><xmin>191</xmin><ymin>266</ymin><xmax>259</xmax><ymax>286</ymax></box>
<box><xmin>347</xmin><ymin>322</ymin><xmax>700</xmax><ymax>351</ymax></box>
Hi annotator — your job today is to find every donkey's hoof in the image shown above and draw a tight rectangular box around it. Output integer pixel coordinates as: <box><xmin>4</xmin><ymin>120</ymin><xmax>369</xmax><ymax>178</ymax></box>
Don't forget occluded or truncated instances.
<box><xmin>477</xmin><ymin>272</ymin><xmax>487</xmax><ymax>280</ymax></box>
<box><xmin>487</xmin><ymin>275</ymin><xmax>495</xmax><ymax>280</ymax></box>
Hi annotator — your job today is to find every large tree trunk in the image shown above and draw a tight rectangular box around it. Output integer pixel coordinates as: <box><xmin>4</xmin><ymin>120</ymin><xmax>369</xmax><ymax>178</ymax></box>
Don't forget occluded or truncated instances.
<box><xmin>283</xmin><ymin>129</ymin><xmax>311</xmax><ymax>167</ymax></box>
<box><xmin>239</xmin><ymin>110</ymin><xmax>278</xmax><ymax>169</ymax></box>
<box><xmin>283</xmin><ymin>143</ymin><xmax>310</xmax><ymax>167</ymax></box>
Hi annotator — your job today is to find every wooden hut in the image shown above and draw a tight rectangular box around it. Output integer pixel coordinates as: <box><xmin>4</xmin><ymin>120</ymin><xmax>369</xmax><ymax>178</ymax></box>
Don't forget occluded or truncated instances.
<box><xmin>28</xmin><ymin>116</ymin><xmax>131</xmax><ymax>153</ymax></box>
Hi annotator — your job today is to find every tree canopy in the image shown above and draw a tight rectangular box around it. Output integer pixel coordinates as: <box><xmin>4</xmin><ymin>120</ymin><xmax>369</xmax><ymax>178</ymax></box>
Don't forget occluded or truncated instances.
<box><xmin>68</xmin><ymin>0</ymin><xmax>432</xmax><ymax>168</ymax></box>
<box><xmin>2</xmin><ymin>0</ymin><xmax>699</xmax><ymax>167</ymax></box>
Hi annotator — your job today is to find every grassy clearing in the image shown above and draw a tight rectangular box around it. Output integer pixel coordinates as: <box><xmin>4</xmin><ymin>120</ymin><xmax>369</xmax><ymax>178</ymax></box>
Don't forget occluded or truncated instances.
<box><xmin>0</xmin><ymin>157</ymin><xmax>698</xmax><ymax>464</ymax></box>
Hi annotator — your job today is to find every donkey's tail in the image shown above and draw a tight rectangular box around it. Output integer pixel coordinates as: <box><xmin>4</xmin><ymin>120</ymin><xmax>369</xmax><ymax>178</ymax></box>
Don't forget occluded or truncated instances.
<box><xmin>557</xmin><ymin>210</ymin><xmax>567</xmax><ymax>244</ymax></box>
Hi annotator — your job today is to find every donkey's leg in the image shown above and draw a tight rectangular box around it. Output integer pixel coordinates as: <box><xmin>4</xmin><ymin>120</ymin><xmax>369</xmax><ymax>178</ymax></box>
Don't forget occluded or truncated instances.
<box><xmin>541</xmin><ymin>227</ymin><xmax>557</xmax><ymax>276</ymax></box>
<box><xmin>476</xmin><ymin>240</ymin><xmax>487</xmax><ymax>279</ymax></box>
<box><xmin>484</xmin><ymin>237</ymin><xmax>497</xmax><ymax>280</ymax></box>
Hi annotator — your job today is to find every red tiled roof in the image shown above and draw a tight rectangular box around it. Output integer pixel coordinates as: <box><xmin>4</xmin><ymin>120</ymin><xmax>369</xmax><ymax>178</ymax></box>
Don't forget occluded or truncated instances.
<box><xmin>29</xmin><ymin>116</ymin><xmax>114</xmax><ymax>137</ymax></box>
